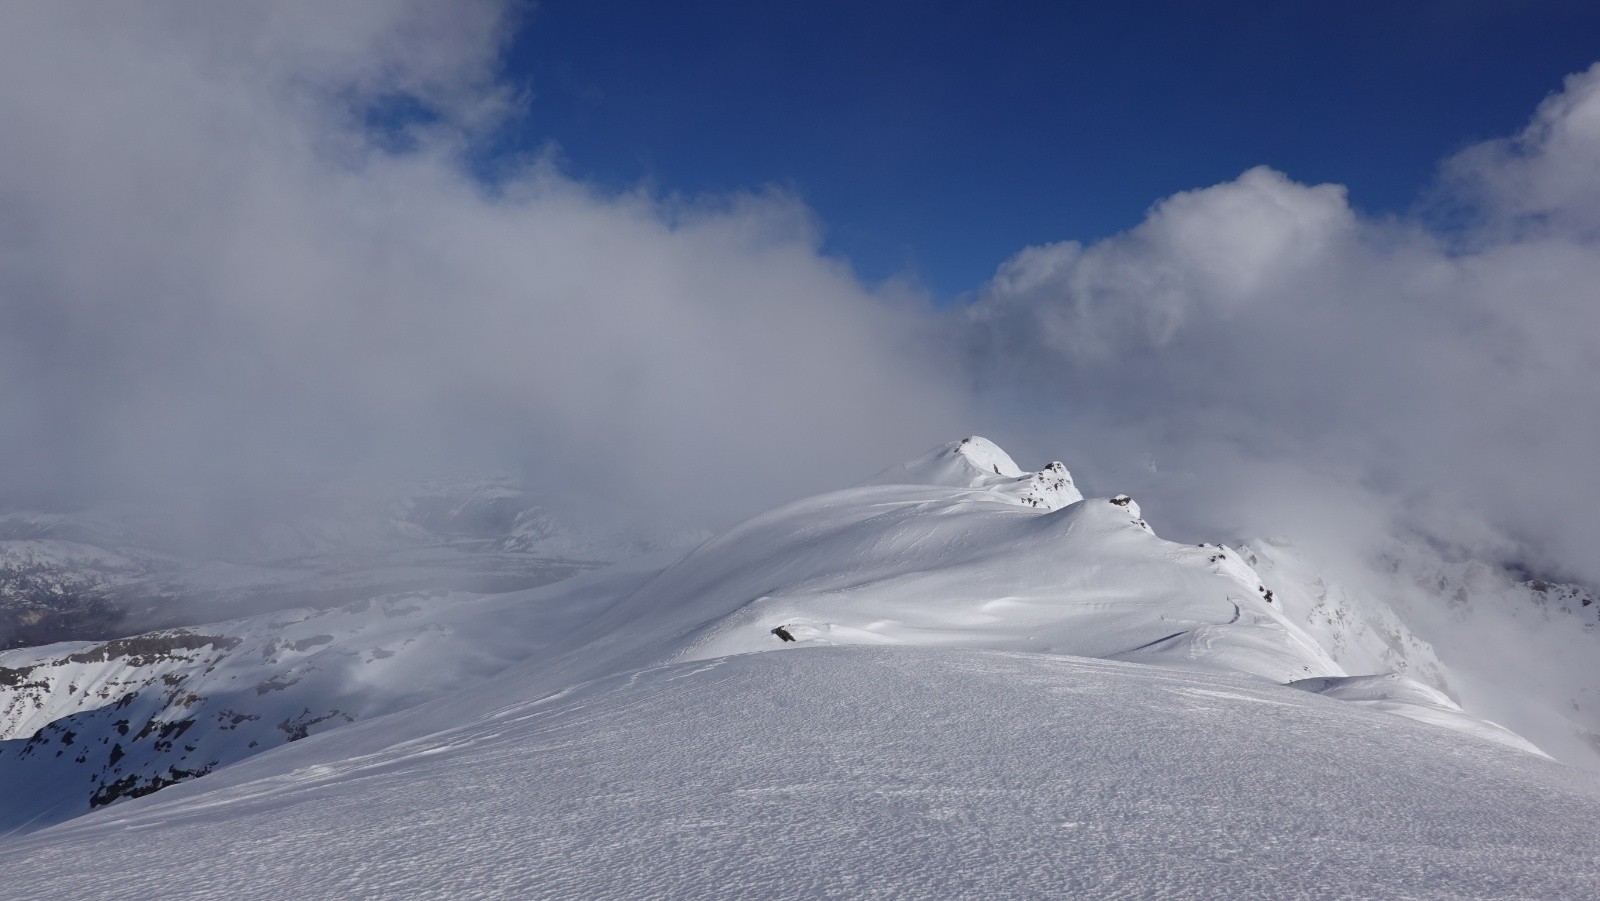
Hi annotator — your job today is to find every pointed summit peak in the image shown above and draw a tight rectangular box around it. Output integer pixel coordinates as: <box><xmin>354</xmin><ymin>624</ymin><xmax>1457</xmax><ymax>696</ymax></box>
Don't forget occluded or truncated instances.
<box><xmin>943</xmin><ymin>436</ymin><xmax>1026</xmax><ymax>479</ymax></box>
<box><xmin>866</xmin><ymin>437</ymin><xmax>1022</xmax><ymax>488</ymax></box>
<box><xmin>865</xmin><ymin>437</ymin><xmax>1084</xmax><ymax>511</ymax></box>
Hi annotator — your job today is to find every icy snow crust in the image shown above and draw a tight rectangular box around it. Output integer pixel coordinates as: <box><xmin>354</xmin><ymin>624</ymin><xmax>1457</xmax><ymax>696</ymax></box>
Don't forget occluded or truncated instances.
<box><xmin>1</xmin><ymin>647</ymin><xmax>1597</xmax><ymax>901</ymax></box>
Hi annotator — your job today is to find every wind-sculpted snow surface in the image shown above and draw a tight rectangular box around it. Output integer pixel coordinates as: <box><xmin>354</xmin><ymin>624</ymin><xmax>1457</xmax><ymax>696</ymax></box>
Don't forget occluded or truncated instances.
<box><xmin>501</xmin><ymin>439</ymin><xmax>1527</xmax><ymax>755</ymax></box>
<box><xmin>1289</xmin><ymin>674</ymin><xmax>1543</xmax><ymax>755</ymax></box>
<box><xmin>622</xmin><ymin>440</ymin><xmax>1362</xmax><ymax>687</ymax></box>
<box><xmin>0</xmin><ymin>648</ymin><xmax>1595</xmax><ymax>900</ymax></box>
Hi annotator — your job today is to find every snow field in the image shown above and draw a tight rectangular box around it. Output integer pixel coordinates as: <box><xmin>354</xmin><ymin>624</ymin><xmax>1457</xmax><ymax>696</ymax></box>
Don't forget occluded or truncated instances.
<box><xmin>2</xmin><ymin>647</ymin><xmax>1595</xmax><ymax>900</ymax></box>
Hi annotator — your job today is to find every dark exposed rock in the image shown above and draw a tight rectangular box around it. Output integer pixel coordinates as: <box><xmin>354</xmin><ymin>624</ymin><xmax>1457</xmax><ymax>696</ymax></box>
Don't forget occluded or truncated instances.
<box><xmin>64</xmin><ymin>632</ymin><xmax>241</xmax><ymax>667</ymax></box>
<box><xmin>255</xmin><ymin>675</ymin><xmax>300</xmax><ymax>695</ymax></box>
<box><xmin>216</xmin><ymin>709</ymin><xmax>259</xmax><ymax>730</ymax></box>
<box><xmin>277</xmin><ymin>708</ymin><xmax>348</xmax><ymax>742</ymax></box>
<box><xmin>134</xmin><ymin>718</ymin><xmax>195</xmax><ymax>744</ymax></box>
<box><xmin>89</xmin><ymin>764</ymin><xmax>213</xmax><ymax>808</ymax></box>
<box><xmin>0</xmin><ymin>665</ymin><xmax>46</xmax><ymax>689</ymax></box>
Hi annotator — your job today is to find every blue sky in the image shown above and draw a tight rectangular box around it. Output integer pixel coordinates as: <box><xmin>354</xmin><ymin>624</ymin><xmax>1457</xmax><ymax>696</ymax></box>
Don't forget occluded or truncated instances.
<box><xmin>492</xmin><ymin>1</ymin><xmax>1600</xmax><ymax>297</ymax></box>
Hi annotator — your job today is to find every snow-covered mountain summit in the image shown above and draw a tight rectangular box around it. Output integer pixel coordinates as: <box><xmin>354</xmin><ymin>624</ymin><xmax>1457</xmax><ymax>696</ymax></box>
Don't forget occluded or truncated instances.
<box><xmin>864</xmin><ymin>435</ymin><xmax>1083</xmax><ymax>509</ymax></box>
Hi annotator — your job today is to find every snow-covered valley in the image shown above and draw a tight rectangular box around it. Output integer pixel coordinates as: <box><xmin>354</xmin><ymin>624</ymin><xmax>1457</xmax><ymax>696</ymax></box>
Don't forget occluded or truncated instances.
<box><xmin>1</xmin><ymin>438</ymin><xmax>1597</xmax><ymax>898</ymax></box>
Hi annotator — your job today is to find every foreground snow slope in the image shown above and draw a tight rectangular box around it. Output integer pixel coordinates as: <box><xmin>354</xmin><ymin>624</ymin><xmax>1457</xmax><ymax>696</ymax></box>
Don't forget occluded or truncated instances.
<box><xmin>3</xmin><ymin>647</ymin><xmax>1596</xmax><ymax>900</ymax></box>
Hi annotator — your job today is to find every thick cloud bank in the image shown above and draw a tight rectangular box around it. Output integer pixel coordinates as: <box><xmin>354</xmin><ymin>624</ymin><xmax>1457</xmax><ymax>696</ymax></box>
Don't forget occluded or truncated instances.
<box><xmin>972</xmin><ymin>65</ymin><xmax>1600</xmax><ymax>583</ymax></box>
<box><xmin>3</xmin><ymin>3</ymin><xmax>1598</xmax><ymax>592</ymax></box>
<box><xmin>0</xmin><ymin>2</ymin><xmax>965</xmax><ymax>521</ymax></box>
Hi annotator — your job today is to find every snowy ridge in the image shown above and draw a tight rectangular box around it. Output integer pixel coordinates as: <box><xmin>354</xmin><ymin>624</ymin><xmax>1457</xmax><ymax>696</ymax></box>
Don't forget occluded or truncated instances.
<box><xmin>0</xmin><ymin>438</ymin><xmax>1569</xmax><ymax>852</ymax></box>
<box><xmin>482</xmin><ymin>438</ymin><xmax>1526</xmax><ymax>752</ymax></box>
<box><xmin>864</xmin><ymin>435</ymin><xmax>1083</xmax><ymax>509</ymax></box>
<box><xmin>648</xmin><ymin>486</ymin><xmax>1329</xmax><ymax>683</ymax></box>
<box><xmin>1215</xmin><ymin>533</ymin><xmax>1600</xmax><ymax>769</ymax></box>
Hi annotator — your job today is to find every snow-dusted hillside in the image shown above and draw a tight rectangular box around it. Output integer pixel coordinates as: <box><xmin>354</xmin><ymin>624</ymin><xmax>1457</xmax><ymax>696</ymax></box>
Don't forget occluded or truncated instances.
<box><xmin>2</xmin><ymin>647</ymin><xmax>1596</xmax><ymax>900</ymax></box>
<box><xmin>0</xmin><ymin>437</ymin><xmax>1551</xmax><ymax>842</ymax></box>
<box><xmin>0</xmin><ymin>560</ymin><xmax>665</xmax><ymax>832</ymax></box>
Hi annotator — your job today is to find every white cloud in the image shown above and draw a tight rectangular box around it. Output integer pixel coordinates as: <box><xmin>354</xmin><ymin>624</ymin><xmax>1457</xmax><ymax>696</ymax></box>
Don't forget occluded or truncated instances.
<box><xmin>0</xmin><ymin>2</ymin><xmax>967</xmax><ymax>522</ymax></box>
<box><xmin>4</xmin><ymin>1</ymin><xmax>1599</xmax><ymax>594</ymax></box>
<box><xmin>980</xmin><ymin>166</ymin><xmax>1358</xmax><ymax>358</ymax></box>
<box><xmin>972</xmin><ymin>66</ymin><xmax>1600</xmax><ymax>585</ymax></box>
<box><xmin>1445</xmin><ymin>62</ymin><xmax>1600</xmax><ymax>234</ymax></box>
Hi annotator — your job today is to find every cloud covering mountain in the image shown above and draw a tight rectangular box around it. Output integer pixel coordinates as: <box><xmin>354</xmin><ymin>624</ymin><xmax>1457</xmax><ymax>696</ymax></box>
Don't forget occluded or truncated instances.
<box><xmin>970</xmin><ymin>70</ymin><xmax>1600</xmax><ymax>585</ymax></box>
<box><xmin>3</xmin><ymin>0</ymin><xmax>1599</xmax><ymax>608</ymax></box>
<box><xmin>0</xmin><ymin>1</ymin><xmax>966</xmax><ymax>527</ymax></box>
